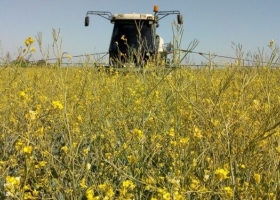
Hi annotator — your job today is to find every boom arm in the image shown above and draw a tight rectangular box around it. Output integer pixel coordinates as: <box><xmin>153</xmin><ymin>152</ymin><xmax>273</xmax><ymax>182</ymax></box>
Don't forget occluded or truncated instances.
<box><xmin>155</xmin><ymin>10</ymin><xmax>183</xmax><ymax>25</ymax></box>
<box><xmin>85</xmin><ymin>11</ymin><xmax>113</xmax><ymax>26</ymax></box>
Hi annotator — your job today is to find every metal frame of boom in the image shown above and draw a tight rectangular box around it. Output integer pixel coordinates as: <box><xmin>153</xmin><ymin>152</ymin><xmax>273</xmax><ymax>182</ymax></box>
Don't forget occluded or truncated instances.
<box><xmin>85</xmin><ymin>10</ymin><xmax>182</xmax><ymax>24</ymax></box>
<box><xmin>155</xmin><ymin>11</ymin><xmax>181</xmax><ymax>21</ymax></box>
<box><xmin>86</xmin><ymin>11</ymin><xmax>112</xmax><ymax>20</ymax></box>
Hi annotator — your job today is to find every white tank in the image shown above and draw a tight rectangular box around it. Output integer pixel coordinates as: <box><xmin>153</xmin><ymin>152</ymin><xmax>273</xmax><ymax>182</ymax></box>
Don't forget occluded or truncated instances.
<box><xmin>158</xmin><ymin>36</ymin><xmax>164</xmax><ymax>52</ymax></box>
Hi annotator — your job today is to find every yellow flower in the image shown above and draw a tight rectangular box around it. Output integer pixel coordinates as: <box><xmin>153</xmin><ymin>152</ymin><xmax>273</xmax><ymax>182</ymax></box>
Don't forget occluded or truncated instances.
<box><xmin>157</xmin><ymin>188</ymin><xmax>171</xmax><ymax>200</ymax></box>
<box><xmin>134</xmin><ymin>99</ymin><xmax>141</xmax><ymax>105</ymax></box>
<box><xmin>204</xmin><ymin>170</ymin><xmax>210</xmax><ymax>182</ymax></box>
<box><xmin>61</xmin><ymin>146</ymin><xmax>68</xmax><ymax>153</ymax></box>
<box><xmin>254</xmin><ymin>173</ymin><xmax>261</xmax><ymax>184</ymax></box>
<box><xmin>52</xmin><ymin>100</ymin><xmax>63</xmax><ymax>110</ymax></box>
<box><xmin>37</xmin><ymin>127</ymin><xmax>44</xmax><ymax>136</ymax></box>
<box><xmin>179</xmin><ymin>137</ymin><xmax>189</xmax><ymax>145</ymax></box>
<box><xmin>122</xmin><ymin>180</ymin><xmax>135</xmax><ymax>190</ymax></box>
<box><xmin>162</xmin><ymin>192</ymin><xmax>171</xmax><ymax>200</ymax></box>
<box><xmin>25</xmin><ymin>40</ymin><xmax>30</xmax><ymax>46</ymax></box>
<box><xmin>98</xmin><ymin>183</ymin><xmax>107</xmax><ymax>191</ymax></box>
<box><xmin>30</xmin><ymin>47</ymin><xmax>36</xmax><ymax>52</ymax></box>
<box><xmin>240</xmin><ymin>164</ymin><xmax>246</xmax><ymax>169</ymax></box>
<box><xmin>15</xmin><ymin>141</ymin><xmax>23</xmax><ymax>151</ymax></box>
<box><xmin>24</xmin><ymin>184</ymin><xmax>31</xmax><ymax>191</ymax></box>
<box><xmin>67</xmin><ymin>54</ymin><xmax>72</xmax><ymax>60</ymax></box>
<box><xmin>32</xmin><ymin>189</ymin><xmax>39</xmax><ymax>196</ymax></box>
<box><xmin>20</xmin><ymin>91</ymin><xmax>26</xmax><ymax>98</ymax></box>
<box><xmin>224</xmin><ymin>186</ymin><xmax>233</xmax><ymax>197</ymax></box>
<box><xmin>86</xmin><ymin>188</ymin><xmax>100</xmax><ymax>200</ymax></box>
<box><xmin>133</xmin><ymin>128</ymin><xmax>144</xmax><ymax>139</ymax></box>
<box><xmin>127</xmin><ymin>155</ymin><xmax>137</xmax><ymax>164</ymax></box>
<box><xmin>122</xmin><ymin>142</ymin><xmax>128</xmax><ymax>149</ymax></box>
<box><xmin>169</xmin><ymin>128</ymin><xmax>175</xmax><ymax>137</ymax></box>
<box><xmin>253</xmin><ymin>99</ymin><xmax>260</xmax><ymax>110</ymax></box>
<box><xmin>267</xmin><ymin>192</ymin><xmax>275</xmax><ymax>197</ymax></box>
<box><xmin>26</xmin><ymin>110</ymin><xmax>37</xmax><ymax>120</ymax></box>
<box><xmin>194</xmin><ymin>125</ymin><xmax>202</xmax><ymax>139</ymax></box>
<box><xmin>77</xmin><ymin>115</ymin><xmax>83</xmax><ymax>122</ymax></box>
<box><xmin>121</xmin><ymin>35</ymin><xmax>127</xmax><ymax>41</ymax></box>
<box><xmin>80</xmin><ymin>177</ymin><xmax>87</xmax><ymax>189</ymax></box>
<box><xmin>4</xmin><ymin>176</ymin><xmax>21</xmax><ymax>195</ymax></box>
<box><xmin>276</xmin><ymin>146</ymin><xmax>280</xmax><ymax>153</ymax></box>
<box><xmin>39</xmin><ymin>161</ymin><xmax>47</xmax><ymax>167</ymax></box>
<box><xmin>24</xmin><ymin>37</ymin><xmax>35</xmax><ymax>46</ymax></box>
<box><xmin>173</xmin><ymin>191</ymin><xmax>184</xmax><ymax>200</ymax></box>
<box><xmin>205</xmin><ymin>157</ymin><xmax>211</xmax><ymax>163</ymax></box>
<box><xmin>211</xmin><ymin>119</ymin><xmax>220</xmax><ymax>127</ymax></box>
<box><xmin>5</xmin><ymin>176</ymin><xmax>20</xmax><ymax>186</ymax></box>
<box><xmin>215</xmin><ymin>168</ymin><xmax>229</xmax><ymax>180</ymax></box>
<box><xmin>23</xmin><ymin>146</ymin><xmax>33</xmax><ymax>154</ymax></box>
<box><xmin>190</xmin><ymin>177</ymin><xmax>200</xmax><ymax>190</ymax></box>
<box><xmin>86</xmin><ymin>163</ymin><xmax>91</xmax><ymax>170</ymax></box>
<box><xmin>83</xmin><ymin>147</ymin><xmax>90</xmax><ymax>156</ymax></box>
<box><xmin>0</xmin><ymin>161</ymin><xmax>5</xmax><ymax>170</ymax></box>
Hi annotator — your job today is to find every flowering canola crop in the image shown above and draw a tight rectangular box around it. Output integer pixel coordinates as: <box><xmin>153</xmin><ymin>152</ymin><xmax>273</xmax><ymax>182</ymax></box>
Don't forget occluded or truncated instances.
<box><xmin>0</xmin><ymin>64</ymin><xmax>279</xmax><ymax>199</ymax></box>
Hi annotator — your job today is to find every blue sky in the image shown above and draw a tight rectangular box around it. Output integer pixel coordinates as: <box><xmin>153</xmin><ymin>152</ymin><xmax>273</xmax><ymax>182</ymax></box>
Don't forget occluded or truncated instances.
<box><xmin>0</xmin><ymin>0</ymin><xmax>279</xmax><ymax>64</ymax></box>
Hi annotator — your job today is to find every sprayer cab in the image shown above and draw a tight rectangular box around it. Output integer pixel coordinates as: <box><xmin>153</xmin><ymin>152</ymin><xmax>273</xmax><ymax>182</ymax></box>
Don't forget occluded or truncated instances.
<box><xmin>84</xmin><ymin>5</ymin><xmax>183</xmax><ymax>66</ymax></box>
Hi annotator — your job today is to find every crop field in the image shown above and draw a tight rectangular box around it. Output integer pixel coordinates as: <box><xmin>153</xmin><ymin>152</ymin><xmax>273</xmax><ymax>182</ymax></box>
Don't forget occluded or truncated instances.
<box><xmin>0</xmin><ymin>63</ymin><xmax>279</xmax><ymax>199</ymax></box>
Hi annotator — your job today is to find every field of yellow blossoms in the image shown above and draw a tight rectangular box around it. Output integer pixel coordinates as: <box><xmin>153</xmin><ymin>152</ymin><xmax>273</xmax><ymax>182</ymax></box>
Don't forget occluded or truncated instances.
<box><xmin>0</xmin><ymin>37</ymin><xmax>279</xmax><ymax>199</ymax></box>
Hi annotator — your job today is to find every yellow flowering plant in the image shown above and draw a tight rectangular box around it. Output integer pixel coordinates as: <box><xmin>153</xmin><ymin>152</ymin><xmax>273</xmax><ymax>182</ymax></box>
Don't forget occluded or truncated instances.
<box><xmin>11</xmin><ymin>36</ymin><xmax>36</xmax><ymax>67</ymax></box>
<box><xmin>0</xmin><ymin>36</ymin><xmax>279</xmax><ymax>199</ymax></box>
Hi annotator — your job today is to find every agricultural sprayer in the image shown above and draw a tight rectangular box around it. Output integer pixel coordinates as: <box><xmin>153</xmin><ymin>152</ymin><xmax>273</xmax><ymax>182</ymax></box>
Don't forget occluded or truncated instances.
<box><xmin>84</xmin><ymin>5</ymin><xmax>184</xmax><ymax>67</ymax></box>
